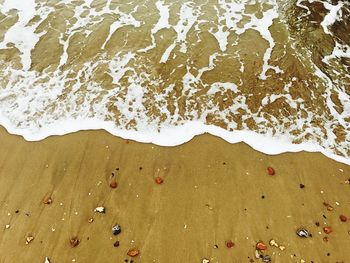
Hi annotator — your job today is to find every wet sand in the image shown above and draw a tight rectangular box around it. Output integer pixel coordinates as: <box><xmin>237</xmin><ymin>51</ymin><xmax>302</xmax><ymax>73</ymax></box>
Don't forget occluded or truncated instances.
<box><xmin>0</xmin><ymin>126</ymin><xmax>349</xmax><ymax>263</ymax></box>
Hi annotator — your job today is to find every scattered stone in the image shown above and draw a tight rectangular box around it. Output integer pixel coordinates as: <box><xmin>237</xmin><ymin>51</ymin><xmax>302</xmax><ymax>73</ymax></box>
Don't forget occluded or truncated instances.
<box><xmin>202</xmin><ymin>258</ymin><xmax>210</xmax><ymax>263</ymax></box>
<box><xmin>112</xmin><ymin>224</ymin><xmax>122</xmax><ymax>235</ymax></box>
<box><xmin>299</xmin><ymin>184</ymin><xmax>305</xmax><ymax>189</ymax></box>
<box><xmin>323</xmin><ymin>236</ymin><xmax>329</xmax><ymax>242</ymax></box>
<box><xmin>323</xmin><ymin>227</ymin><xmax>332</xmax><ymax>234</ymax></box>
<box><xmin>269</xmin><ymin>239</ymin><xmax>278</xmax><ymax>248</ymax></box>
<box><xmin>26</xmin><ymin>235</ymin><xmax>34</xmax><ymax>245</ymax></box>
<box><xmin>296</xmin><ymin>228</ymin><xmax>310</xmax><ymax>238</ymax></box>
<box><xmin>262</xmin><ymin>255</ymin><xmax>272</xmax><ymax>262</ymax></box>
<box><xmin>43</xmin><ymin>197</ymin><xmax>53</xmax><ymax>205</ymax></box>
<box><xmin>255</xmin><ymin>250</ymin><xmax>260</xmax><ymax>259</ymax></box>
<box><xmin>279</xmin><ymin>245</ymin><xmax>286</xmax><ymax>251</ymax></box>
<box><xmin>127</xmin><ymin>249</ymin><xmax>140</xmax><ymax>257</ymax></box>
<box><xmin>267</xmin><ymin>167</ymin><xmax>275</xmax><ymax>176</ymax></box>
<box><xmin>155</xmin><ymin>177</ymin><xmax>164</xmax><ymax>184</ymax></box>
<box><xmin>213</xmin><ymin>244</ymin><xmax>218</xmax><ymax>249</ymax></box>
<box><xmin>5</xmin><ymin>224</ymin><xmax>10</xmax><ymax>229</ymax></box>
<box><xmin>256</xmin><ymin>241</ymin><xmax>267</xmax><ymax>251</ymax></box>
<box><xmin>44</xmin><ymin>257</ymin><xmax>51</xmax><ymax>263</ymax></box>
<box><xmin>323</xmin><ymin>202</ymin><xmax>334</xmax><ymax>211</ymax></box>
<box><xmin>109</xmin><ymin>180</ymin><xmax>118</xmax><ymax>189</ymax></box>
<box><xmin>88</xmin><ymin>218</ymin><xmax>94</xmax><ymax>223</ymax></box>
<box><xmin>225</xmin><ymin>240</ymin><xmax>235</xmax><ymax>248</ymax></box>
<box><xmin>70</xmin><ymin>237</ymin><xmax>80</xmax><ymax>248</ymax></box>
<box><xmin>113</xmin><ymin>240</ymin><xmax>120</xmax><ymax>247</ymax></box>
<box><xmin>94</xmin><ymin>207</ymin><xmax>105</xmax><ymax>213</ymax></box>
<box><xmin>315</xmin><ymin>222</ymin><xmax>320</xmax><ymax>227</ymax></box>
<box><xmin>340</xmin><ymin>215</ymin><xmax>347</xmax><ymax>222</ymax></box>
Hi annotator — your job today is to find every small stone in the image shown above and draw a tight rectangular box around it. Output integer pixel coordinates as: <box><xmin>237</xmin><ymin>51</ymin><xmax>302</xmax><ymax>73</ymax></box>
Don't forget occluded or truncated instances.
<box><xmin>323</xmin><ymin>202</ymin><xmax>333</xmax><ymax>211</ymax></box>
<box><xmin>323</xmin><ymin>227</ymin><xmax>332</xmax><ymax>234</ymax></box>
<box><xmin>70</xmin><ymin>237</ymin><xmax>80</xmax><ymax>247</ymax></box>
<box><xmin>43</xmin><ymin>197</ymin><xmax>53</xmax><ymax>205</ymax></box>
<box><xmin>262</xmin><ymin>255</ymin><xmax>272</xmax><ymax>262</ymax></box>
<box><xmin>299</xmin><ymin>184</ymin><xmax>305</xmax><ymax>189</ymax></box>
<box><xmin>94</xmin><ymin>206</ymin><xmax>105</xmax><ymax>213</ymax></box>
<box><xmin>109</xmin><ymin>180</ymin><xmax>118</xmax><ymax>189</ymax></box>
<box><xmin>88</xmin><ymin>218</ymin><xmax>94</xmax><ymax>223</ymax></box>
<box><xmin>340</xmin><ymin>215</ymin><xmax>347</xmax><ymax>222</ymax></box>
<box><xmin>112</xmin><ymin>224</ymin><xmax>121</xmax><ymax>235</ymax></box>
<box><xmin>5</xmin><ymin>224</ymin><xmax>10</xmax><ymax>229</ymax></box>
<box><xmin>256</xmin><ymin>241</ymin><xmax>267</xmax><ymax>251</ymax></box>
<box><xmin>155</xmin><ymin>177</ymin><xmax>164</xmax><ymax>184</ymax></box>
<box><xmin>279</xmin><ymin>245</ymin><xmax>286</xmax><ymax>251</ymax></box>
<box><xmin>44</xmin><ymin>257</ymin><xmax>51</xmax><ymax>263</ymax></box>
<box><xmin>267</xmin><ymin>167</ymin><xmax>275</xmax><ymax>176</ymax></box>
<box><xmin>113</xmin><ymin>240</ymin><xmax>120</xmax><ymax>247</ymax></box>
<box><xmin>269</xmin><ymin>239</ymin><xmax>278</xmax><ymax>247</ymax></box>
<box><xmin>225</xmin><ymin>240</ymin><xmax>235</xmax><ymax>248</ymax></box>
<box><xmin>323</xmin><ymin>236</ymin><xmax>329</xmax><ymax>242</ymax></box>
<box><xmin>127</xmin><ymin>249</ymin><xmax>140</xmax><ymax>257</ymax></box>
<box><xmin>202</xmin><ymin>258</ymin><xmax>210</xmax><ymax>263</ymax></box>
<box><xmin>26</xmin><ymin>236</ymin><xmax>34</xmax><ymax>245</ymax></box>
<box><xmin>296</xmin><ymin>228</ymin><xmax>310</xmax><ymax>238</ymax></box>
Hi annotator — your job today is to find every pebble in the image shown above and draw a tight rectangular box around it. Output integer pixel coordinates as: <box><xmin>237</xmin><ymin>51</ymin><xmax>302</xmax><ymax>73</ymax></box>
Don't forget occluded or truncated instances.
<box><xmin>113</xmin><ymin>241</ymin><xmax>120</xmax><ymax>247</ymax></box>
<box><xmin>43</xmin><ymin>196</ymin><xmax>53</xmax><ymax>205</ymax></box>
<box><xmin>202</xmin><ymin>259</ymin><xmax>210</xmax><ymax>263</ymax></box>
<box><xmin>127</xmin><ymin>249</ymin><xmax>140</xmax><ymax>257</ymax></box>
<box><xmin>269</xmin><ymin>239</ymin><xmax>278</xmax><ymax>248</ymax></box>
<box><xmin>88</xmin><ymin>218</ymin><xmax>94</xmax><ymax>223</ymax></box>
<box><xmin>5</xmin><ymin>224</ymin><xmax>10</xmax><ymax>229</ymax></box>
<box><xmin>323</xmin><ymin>202</ymin><xmax>333</xmax><ymax>211</ymax></box>
<box><xmin>112</xmin><ymin>224</ymin><xmax>122</xmax><ymax>235</ymax></box>
<box><xmin>340</xmin><ymin>215</ymin><xmax>347</xmax><ymax>222</ymax></box>
<box><xmin>267</xmin><ymin>167</ymin><xmax>275</xmax><ymax>176</ymax></box>
<box><xmin>296</xmin><ymin>228</ymin><xmax>310</xmax><ymax>238</ymax></box>
<box><xmin>110</xmin><ymin>180</ymin><xmax>118</xmax><ymax>189</ymax></box>
<box><xmin>70</xmin><ymin>237</ymin><xmax>80</xmax><ymax>248</ymax></box>
<box><xmin>26</xmin><ymin>236</ymin><xmax>34</xmax><ymax>245</ymax></box>
<box><xmin>44</xmin><ymin>257</ymin><xmax>51</xmax><ymax>263</ymax></box>
<box><xmin>94</xmin><ymin>207</ymin><xmax>105</xmax><ymax>213</ymax></box>
<box><xmin>225</xmin><ymin>240</ymin><xmax>235</xmax><ymax>248</ymax></box>
<box><xmin>262</xmin><ymin>255</ymin><xmax>272</xmax><ymax>262</ymax></box>
<box><xmin>323</xmin><ymin>227</ymin><xmax>332</xmax><ymax>234</ymax></box>
<box><xmin>256</xmin><ymin>241</ymin><xmax>267</xmax><ymax>251</ymax></box>
<box><xmin>155</xmin><ymin>177</ymin><xmax>164</xmax><ymax>184</ymax></box>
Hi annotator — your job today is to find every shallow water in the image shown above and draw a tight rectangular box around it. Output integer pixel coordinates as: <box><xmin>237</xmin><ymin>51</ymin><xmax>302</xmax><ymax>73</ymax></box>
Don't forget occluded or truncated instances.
<box><xmin>0</xmin><ymin>0</ymin><xmax>349</xmax><ymax>163</ymax></box>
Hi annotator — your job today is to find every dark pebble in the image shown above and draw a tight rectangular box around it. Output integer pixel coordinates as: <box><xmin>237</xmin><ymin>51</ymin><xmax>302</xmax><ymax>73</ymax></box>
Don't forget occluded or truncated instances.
<box><xmin>114</xmin><ymin>241</ymin><xmax>120</xmax><ymax>247</ymax></box>
<box><xmin>112</xmin><ymin>224</ymin><xmax>122</xmax><ymax>235</ymax></box>
<box><xmin>299</xmin><ymin>184</ymin><xmax>305</xmax><ymax>189</ymax></box>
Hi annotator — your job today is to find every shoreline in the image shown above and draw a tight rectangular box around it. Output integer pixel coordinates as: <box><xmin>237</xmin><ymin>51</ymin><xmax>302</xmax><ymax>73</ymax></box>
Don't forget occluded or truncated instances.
<box><xmin>0</xmin><ymin>126</ymin><xmax>349</xmax><ymax>262</ymax></box>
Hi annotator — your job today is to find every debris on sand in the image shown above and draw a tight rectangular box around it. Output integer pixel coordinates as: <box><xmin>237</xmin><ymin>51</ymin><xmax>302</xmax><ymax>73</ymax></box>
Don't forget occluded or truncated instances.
<box><xmin>261</xmin><ymin>255</ymin><xmax>272</xmax><ymax>262</ymax></box>
<box><xmin>340</xmin><ymin>215</ymin><xmax>347</xmax><ymax>222</ymax></box>
<box><xmin>88</xmin><ymin>218</ymin><xmax>94</xmax><ymax>223</ymax></box>
<box><xmin>113</xmin><ymin>240</ymin><xmax>120</xmax><ymax>247</ymax></box>
<box><xmin>109</xmin><ymin>179</ymin><xmax>118</xmax><ymax>189</ymax></box>
<box><xmin>112</xmin><ymin>224</ymin><xmax>122</xmax><ymax>235</ymax></box>
<box><xmin>202</xmin><ymin>258</ymin><xmax>210</xmax><ymax>263</ymax></box>
<box><xmin>26</xmin><ymin>235</ymin><xmax>34</xmax><ymax>244</ymax></box>
<box><xmin>44</xmin><ymin>257</ymin><xmax>51</xmax><ymax>263</ymax></box>
<box><xmin>323</xmin><ymin>202</ymin><xmax>334</xmax><ymax>211</ymax></box>
<box><xmin>225</xmin><ymin>240</ymin><xmax>235</xmax><ymax>248</ymax></box>
<box><xmin>323</xmin><ymin>227</ymin><xmax>332</xmax><ymax>234</ymax></box>
<box><xmin>43</xmin><ymin>196</ymin><xmax>53</xmax><ymax>205</ymax></box>
<box><xmin>5</xmin><ymin>224</ymin><xmax>10</xmax><ymax>229</ymax></box>
<box><xmin>155</xmin><ymin>177</ymin><xmax>164</xmax><ymax>184</ymax></box>
<box><xmin>70</xmin><ymin>237</ymin><xmax>80</xmax><ymax>248</ymax></box>
<box><xmin>127</xmin><ymin>249</ymin><xmax>140</xmax><ymax>257</ymax></box>
<box><xmin>296</xmin><ymin>228</ymin><xmax>310</xmax><ymax>238</ymax></box>
<box><xmin>267</xmin><ymin>167</ymin><xmax>275</xmax><ymax>176</ymax></box>
<box><xmin>94</xmin><ymin>207</ymin><xmax>105</xmax><ymax>213</ymax></box>
<box><xmin>256</xmin><ymin>241</ymin><xmax>267</xmax><ymax>251</ymax></box>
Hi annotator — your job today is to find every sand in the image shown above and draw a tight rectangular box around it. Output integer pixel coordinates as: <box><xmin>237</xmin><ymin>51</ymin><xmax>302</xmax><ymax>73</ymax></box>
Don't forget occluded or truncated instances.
<box><xmin>0</xmin><ymin>126</ymin><xmax>349</xmax><ymax>263</ymax></box>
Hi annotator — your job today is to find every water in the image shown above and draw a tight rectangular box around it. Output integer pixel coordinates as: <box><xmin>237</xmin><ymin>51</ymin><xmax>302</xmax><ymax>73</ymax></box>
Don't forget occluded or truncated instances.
<box><xmin>0</xmin><ymin>0</ymin><xmax>349</xmax><ymax>164</ymax></box>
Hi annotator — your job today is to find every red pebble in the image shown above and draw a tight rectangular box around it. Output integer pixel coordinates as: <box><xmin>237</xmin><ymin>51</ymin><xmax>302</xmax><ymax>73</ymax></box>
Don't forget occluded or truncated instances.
<box><xmin>109</xmin><ymin>180</ymin><xmax>118</xmax><ymax>189</ymax></box>
<box><xmin>256</xmin><ymin>241</ymin><xmax>267</xmax><ymax>251</ymax></box>
<box><xmin>225</xmin><ymin>240</ymin><xmax>235</xmax><ymax>248</ymax></box>
<box><xmin>155</xmin><ymin>177</ymin><xmax>164</xmax><ymax>184</ymax></box>
<box><xmin>340</xmin><ymin>215</ymin><xmax>347</xmax><ymax>222</ymax></box>
<box><xmin>267</xmin><ymin>167</ymin><xmax>275</xmax><ymax>176</ymax></box>
<box><xmin>323</xmin><ymin>227</ymin><xmax>332</xmax><ymax>234</ymax></box>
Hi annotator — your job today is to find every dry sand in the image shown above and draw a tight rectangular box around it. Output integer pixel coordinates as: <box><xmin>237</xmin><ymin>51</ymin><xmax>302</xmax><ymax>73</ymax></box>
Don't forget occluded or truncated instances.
<box><xmin>0</xmin><ymin>126</ymin><xmax>349</xmax><ymax>263</ymax></box>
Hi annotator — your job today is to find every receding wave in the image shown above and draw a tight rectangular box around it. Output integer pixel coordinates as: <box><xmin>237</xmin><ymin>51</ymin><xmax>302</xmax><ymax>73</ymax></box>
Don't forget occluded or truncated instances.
<box><xmin>0</xmin><ymin>0</ymin><xmax>349</xmax><ymax>164</ymax></box>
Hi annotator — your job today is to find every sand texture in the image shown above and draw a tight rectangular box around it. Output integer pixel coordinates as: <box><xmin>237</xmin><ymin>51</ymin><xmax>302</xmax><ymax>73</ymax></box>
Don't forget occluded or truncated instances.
<box><xmin>0</xmin><ymin>127</ymin><xmax>349</xmax><ymax>263</ymax></box>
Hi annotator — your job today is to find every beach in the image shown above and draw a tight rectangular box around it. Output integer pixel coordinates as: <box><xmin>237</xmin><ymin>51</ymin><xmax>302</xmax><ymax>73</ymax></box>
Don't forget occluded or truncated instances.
<box><xmin>0</xmin><ymin>126</ymin><xmax>349</xmax><ymax>262</ymax></box>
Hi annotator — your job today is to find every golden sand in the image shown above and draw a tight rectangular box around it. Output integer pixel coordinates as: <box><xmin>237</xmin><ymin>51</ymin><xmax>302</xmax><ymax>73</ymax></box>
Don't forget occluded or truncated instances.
<box><xmin>0</xmin><ymin>126</ymin><xmax>349</xmax><ymax>262</ymax></box>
